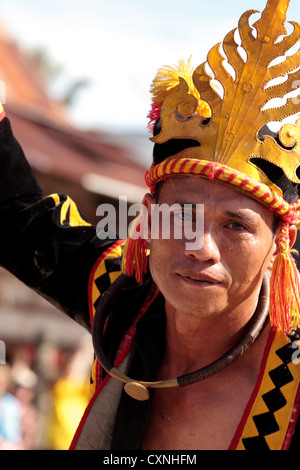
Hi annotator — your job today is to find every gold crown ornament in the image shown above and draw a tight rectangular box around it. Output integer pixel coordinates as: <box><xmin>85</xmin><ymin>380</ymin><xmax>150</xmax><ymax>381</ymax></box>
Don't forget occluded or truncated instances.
<box><xmin>122</xmin><ymin>0</ymin><xmax>300</xmax><ymax>333</ymax></box>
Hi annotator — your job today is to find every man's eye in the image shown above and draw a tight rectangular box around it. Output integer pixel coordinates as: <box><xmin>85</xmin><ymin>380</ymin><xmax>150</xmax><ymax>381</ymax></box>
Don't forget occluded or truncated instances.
<box><xmin>225</xmin><ymin>222</ymin><xmax>246</xmax><ymax>231</ymax></box>
<box><xmin>174</xmin><ymin>211</ymin><xmax>193</xmax><ymax>221</ymax></box>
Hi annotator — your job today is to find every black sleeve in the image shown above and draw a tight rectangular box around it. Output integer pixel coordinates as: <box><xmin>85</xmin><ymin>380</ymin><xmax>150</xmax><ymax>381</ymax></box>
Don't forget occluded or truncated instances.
<box><xmin>0</xmin><ymin>114</ymin><xmax>117</xmax><ymax>331</ymax></box>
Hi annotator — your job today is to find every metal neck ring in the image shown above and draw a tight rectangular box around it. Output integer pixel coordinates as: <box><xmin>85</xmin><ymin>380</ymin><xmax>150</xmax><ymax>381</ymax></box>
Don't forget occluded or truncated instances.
<box><xmin>92</xmin><ymin>274</ymin><xmax>270</xmax><ymax>401</ymax></box>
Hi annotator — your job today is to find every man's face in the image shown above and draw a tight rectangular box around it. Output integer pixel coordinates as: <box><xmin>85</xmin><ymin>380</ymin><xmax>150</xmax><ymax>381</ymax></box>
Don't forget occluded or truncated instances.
<box><xmin>145</xmin><ymin>176</ymin><xmax>279</xmax><ymax>321</ymax></box>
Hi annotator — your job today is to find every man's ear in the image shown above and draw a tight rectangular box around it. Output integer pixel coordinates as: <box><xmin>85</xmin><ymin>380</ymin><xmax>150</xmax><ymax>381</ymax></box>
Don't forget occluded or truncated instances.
<box><xmin>269</xmin><ymin>224</ymin><xmax>298</xmax><ymax>269</ymax></box>
<box><xmin>289</xmin><ymin>225</ymin><xmax>298</xmax><ymax>251</ymax></box>
<box><xmin>141</xmin><ymin>193</ymin><xmax>155</xmax><ymax>243</ymax></box>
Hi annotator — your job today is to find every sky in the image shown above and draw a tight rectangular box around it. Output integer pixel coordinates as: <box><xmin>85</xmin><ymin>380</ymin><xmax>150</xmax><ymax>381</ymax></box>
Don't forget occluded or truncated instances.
<box><xmin>0</xmin><ymin>0</ymin><xmax>299</xmax><ymax>133</ymax></box>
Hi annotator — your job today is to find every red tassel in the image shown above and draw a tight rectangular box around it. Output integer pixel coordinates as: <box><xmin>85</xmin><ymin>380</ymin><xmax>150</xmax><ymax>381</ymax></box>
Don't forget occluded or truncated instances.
<box><xmin>122</xmin><ymin>214</ymin><xmax>149</xmax><ymax>285</ymax></box>
<box><xmin>269</xmin><ymin>222</ymin><xmax>300</xmax><ymax>333</ymax></box>
<box><xmin>147</xmin><ymin>102</ymin><xmax>161</xmax><ymax>133</ymax></box>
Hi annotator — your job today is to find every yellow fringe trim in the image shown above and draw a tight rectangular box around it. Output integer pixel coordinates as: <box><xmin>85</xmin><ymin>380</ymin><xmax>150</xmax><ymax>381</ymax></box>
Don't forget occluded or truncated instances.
<box><xmin>150</xmin><ymin>57</ymin><xmax>211</xmax><ymax>118</ymax></box>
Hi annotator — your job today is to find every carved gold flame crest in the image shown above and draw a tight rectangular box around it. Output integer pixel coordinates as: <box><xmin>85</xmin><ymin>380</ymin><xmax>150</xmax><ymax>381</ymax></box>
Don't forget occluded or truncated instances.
<box><xmin>152</xmin><ymin>0</ymin><xmax>300</xmax><ymax>196</ymax></box>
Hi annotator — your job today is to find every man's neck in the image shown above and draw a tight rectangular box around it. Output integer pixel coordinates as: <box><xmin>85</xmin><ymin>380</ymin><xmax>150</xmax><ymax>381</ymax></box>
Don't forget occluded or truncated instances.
<box><xmin>161</xmin><ymin>295</ymin><xmax>268</xmax><ymax>378</ymax></box>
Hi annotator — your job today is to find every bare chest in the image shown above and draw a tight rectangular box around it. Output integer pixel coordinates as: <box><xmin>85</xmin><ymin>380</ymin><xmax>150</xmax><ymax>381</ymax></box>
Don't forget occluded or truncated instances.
<box><xmin>142</xmin><ymin>381</ymin><xmax>253</xmax><ymax>450</ymax></box>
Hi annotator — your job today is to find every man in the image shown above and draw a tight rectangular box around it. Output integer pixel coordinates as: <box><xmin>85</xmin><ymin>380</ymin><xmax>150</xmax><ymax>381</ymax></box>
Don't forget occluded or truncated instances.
<box><xmin>0</xmin><ymin>0</ymin><xmax>300</xmax><ymax>450</ymax></box>
<box><xmin>141</xmin><ymin>177</ymin><xmax>294</xmax><ymax>450</ymax></box>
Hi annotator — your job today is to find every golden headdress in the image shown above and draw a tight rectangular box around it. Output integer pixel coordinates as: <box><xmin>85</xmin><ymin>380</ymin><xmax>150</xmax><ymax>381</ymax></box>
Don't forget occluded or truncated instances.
<box><xmin>123</xmin><ymin>0</ymin><xmax>300</xmax><ymax>333</ymax></box>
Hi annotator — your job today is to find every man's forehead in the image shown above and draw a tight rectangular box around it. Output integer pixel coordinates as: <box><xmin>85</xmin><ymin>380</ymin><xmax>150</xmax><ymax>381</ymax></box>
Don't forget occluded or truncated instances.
<box><xmin>157</xmin><ymin>176</ymin><xmax>272</xmax><ymax>217</ymax></box>
<box><xmin>160</xmin><ymin>176</ymin><xmax>250</xmax><ymax>200</ymax></box>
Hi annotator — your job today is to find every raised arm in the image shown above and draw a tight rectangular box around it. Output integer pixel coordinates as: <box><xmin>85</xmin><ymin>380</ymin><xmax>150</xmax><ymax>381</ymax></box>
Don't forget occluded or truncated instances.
<box><xmin>0</xmin><ymin>110</ymin><xmax>119</xmax><ymax>331</ymax></box>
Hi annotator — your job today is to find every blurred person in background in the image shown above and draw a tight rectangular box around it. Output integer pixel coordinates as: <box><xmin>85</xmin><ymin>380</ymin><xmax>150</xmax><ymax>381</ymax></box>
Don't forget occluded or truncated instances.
<box><xmin>11</xmin><ymin>362</ymin><xmax>39</xmax><ymax>450</ymax></box>
<box><xmin>45</xmin><ymin>337</ymin><xmax>92</xmax><ymax>450</ymax></box>
<box><xmin>0</xmin><ymin>364</ymin><xmax>22</xmax><ymax>449</ymax></box>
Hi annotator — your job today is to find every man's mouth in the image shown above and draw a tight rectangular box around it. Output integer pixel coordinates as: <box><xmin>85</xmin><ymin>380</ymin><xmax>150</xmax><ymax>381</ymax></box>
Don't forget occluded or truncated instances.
<box><xmin>177</xmin><ymin>270</ymin><xmax>221</xmax><ymax>286</ymax></box>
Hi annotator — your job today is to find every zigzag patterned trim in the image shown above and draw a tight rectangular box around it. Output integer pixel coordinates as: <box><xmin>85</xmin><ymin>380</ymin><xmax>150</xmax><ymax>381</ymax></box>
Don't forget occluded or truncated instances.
<box><xmin>230</xmin><ymin>328</ymin><xmax>300</xmax><ymax>450</ymax></box>
<box><xmin>145</xmin><ymin>158</ymin><xmax>300</xmax><ymax>225</ymax></box>
<box><xmin>88</xmin><ymin>240</ymin><xmax>125</xmax><ymax>397</ymax></box>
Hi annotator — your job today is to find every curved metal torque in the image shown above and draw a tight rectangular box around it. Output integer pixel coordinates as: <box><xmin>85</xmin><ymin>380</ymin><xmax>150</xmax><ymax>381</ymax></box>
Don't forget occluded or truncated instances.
<box><xmin>92</xmin><ymin>274</ymin><xmax>270</xmax><ymax>400</ymax></box>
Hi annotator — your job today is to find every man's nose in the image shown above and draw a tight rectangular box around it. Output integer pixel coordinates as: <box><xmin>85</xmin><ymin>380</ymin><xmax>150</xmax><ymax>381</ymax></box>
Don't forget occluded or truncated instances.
<box><xmin>184</xmin><ymin>230</ymin><xmax>221</xmax><ymax>263</ymax></box>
